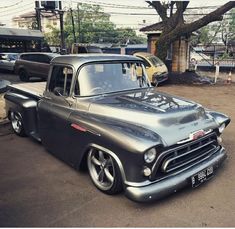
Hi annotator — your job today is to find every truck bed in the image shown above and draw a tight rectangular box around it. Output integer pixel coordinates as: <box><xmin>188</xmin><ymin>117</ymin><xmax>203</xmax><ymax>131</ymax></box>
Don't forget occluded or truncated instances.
<box><xmin>8</xmin><ymin>82</ymin><xmax>46</xmax><ymax>99</ymax></box>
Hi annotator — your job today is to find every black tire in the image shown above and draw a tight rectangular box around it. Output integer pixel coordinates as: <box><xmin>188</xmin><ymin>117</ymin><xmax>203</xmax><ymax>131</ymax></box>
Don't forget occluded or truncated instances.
<box><xmin>87</xmin><ymin>148</ymin><xmax>123</xmax><ymax>195</ymax></box>
<box><xmin>19</xmin><ymin>69</ymin><xmax>29</xmax><ymax>82</ymax></box>
<box><xmin>151</xmin><ymin>77</ymin><xmax>158</xmax><ymax>87</ymax></box>
<box><xmin>10</xmin><ymin>111</ymin><xmax>26</xmax><ymax>137</ymax></box>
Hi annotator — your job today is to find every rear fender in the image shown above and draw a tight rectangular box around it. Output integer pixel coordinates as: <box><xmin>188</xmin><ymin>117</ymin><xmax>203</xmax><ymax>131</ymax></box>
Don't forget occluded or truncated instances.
<box><xmin>4</xmin><ymin>92</ymin><xmax>38</xmax><ymax>136</ymax></box>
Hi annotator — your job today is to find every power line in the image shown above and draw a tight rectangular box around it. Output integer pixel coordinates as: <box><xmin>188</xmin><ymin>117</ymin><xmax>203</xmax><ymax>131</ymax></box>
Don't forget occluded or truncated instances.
<box><xmin>0</xmin><ymin>8</ymin><xmax>34</xmax><ymax>18</ymax></box>
<box><xmin>0</xmin><ymin>0</ymin><xmax>23</xmax><ymax>9</ymax></box>
<box><xmin>0</xmin><ymin>2</ymin><xmax>33</xmax><ymax>13</ymax></box>
<box><xmin>72</xmin><ymin>0</ymin><xmax>222</xmax><ymax>10</ymax></box>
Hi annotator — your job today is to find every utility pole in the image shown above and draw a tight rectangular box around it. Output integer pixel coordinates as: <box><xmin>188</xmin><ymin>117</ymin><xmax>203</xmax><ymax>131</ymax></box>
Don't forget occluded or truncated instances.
<box><xmin>35</xmin><ymin>1</ymin><xmax>41</xmax><ymax>31</ymax></box>
<box><xmin>70</xmin><ymin>8</ymin><xmax>76</xmax><ymax>43</ymax></box>
<box><xmin>59</xmin><ymin>1</ymin><xmax>65</xmax><ymax>53</ymax></box>
<box><xmin>77</xmin><ymin>3</ymin><xmax>81</xmax><ymax>43</ymax></box>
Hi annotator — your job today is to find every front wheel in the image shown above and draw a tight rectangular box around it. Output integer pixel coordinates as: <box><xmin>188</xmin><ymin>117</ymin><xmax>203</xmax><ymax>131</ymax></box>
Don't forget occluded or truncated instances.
<box><xmin>19</xmin><ymin>69</ymin><xmax>29</xmax><ymax>82</ymax></box>
<box><xmin>87</xmin><ymin>148</ymin><xmax>123</xmax><ymax>195</ymax></box>
<box><xmin>10</xmin><ymin>111</ymin><xmax>26</xmax><ymax>136</ymax></box>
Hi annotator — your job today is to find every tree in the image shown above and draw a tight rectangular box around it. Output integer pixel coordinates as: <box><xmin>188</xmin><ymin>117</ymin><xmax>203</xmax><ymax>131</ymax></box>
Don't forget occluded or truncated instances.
<box><xmin>146</xmin><ymin>1</ymin><xmax>235</xmax><ymax>61</ymax></box>
<box><xmin>190</xmin><ymin>23</ymin><xmax>222</xmax><ymax>46</ymax></box>
<box><xmin>221</xmin><ymin>8</ymin><xmax>235</xmax><ymax>45</ymax></box>
<box><xmin>44</xmin><ymin>3</ymin><xmax>146</xmax><ymax>47</ymax></box>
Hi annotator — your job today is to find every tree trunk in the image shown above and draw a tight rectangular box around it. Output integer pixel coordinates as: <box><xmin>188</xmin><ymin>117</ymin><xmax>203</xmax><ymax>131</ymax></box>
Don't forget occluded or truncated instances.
<box><xmin>147</xmin><ymin>1</ymin><xmax>235</xmax><ymax>71</ymax></box>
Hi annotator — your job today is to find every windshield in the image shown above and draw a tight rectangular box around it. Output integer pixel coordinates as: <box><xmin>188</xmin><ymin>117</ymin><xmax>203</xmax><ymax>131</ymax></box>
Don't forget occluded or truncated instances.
<box><xmin>78</xmin><ymin>62</ymin><xmax>150</xmax><ymax>96</ymax></box>
<box><xmin>8</xmin><ymin>54</ymin><xmax>18</xmax><ymax>60</ymax></box>
<box><xmin>147</xmin><ymin>55</ymin><xmax>164</xmax><ymax>67</ymax></box>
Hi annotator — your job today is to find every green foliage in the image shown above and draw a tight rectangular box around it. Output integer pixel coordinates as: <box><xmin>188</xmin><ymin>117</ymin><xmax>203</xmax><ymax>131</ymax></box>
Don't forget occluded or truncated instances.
<box><xmin>228</xmin><ymin>8</ymin><xmax>235</xmax><ymax>40</ymax></box>
<box><xmin>44</xmin><ymin>3</ymin><xmax>146</xmax><ymax>47</ymax></box>
<box><xmin>192</xmin><ymin>9</ymin><xmax>235</xmax><ymax>46</ymax></box>
<box><xmin>44</xmin><ymin>24</ymin><xmax>61</xmax><ymax>46</ymax></box>
<box><xmin>191</xmin><ymin>23</ymin><xmax>221</xmax><ymax>46</ymax></box>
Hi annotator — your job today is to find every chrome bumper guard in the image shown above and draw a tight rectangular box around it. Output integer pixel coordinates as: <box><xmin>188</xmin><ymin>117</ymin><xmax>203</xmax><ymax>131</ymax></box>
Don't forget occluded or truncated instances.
<box><xmin>125</xmin><ymin>147</ymin><xmax>227</xmax><ymax>202</ymax></box>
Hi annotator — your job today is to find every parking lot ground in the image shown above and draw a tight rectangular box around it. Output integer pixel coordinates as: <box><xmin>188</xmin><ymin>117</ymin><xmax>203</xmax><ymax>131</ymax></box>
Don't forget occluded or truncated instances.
<box><xmin>0</xmin><ymin>75</ymin><xmax>235</xmax><ymax>226</ymax></box>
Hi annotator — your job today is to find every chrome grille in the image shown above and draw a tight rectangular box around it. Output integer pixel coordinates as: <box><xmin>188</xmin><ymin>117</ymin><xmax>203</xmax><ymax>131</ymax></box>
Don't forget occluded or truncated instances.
<box><xmin>151</xmin><ymin>133</ymin><xmax>219</xmax><ymax>178</ymax></box>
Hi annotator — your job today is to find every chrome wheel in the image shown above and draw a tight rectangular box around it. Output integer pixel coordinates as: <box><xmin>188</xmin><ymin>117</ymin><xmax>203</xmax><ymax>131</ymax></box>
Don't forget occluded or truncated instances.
<box><xmin>10</xmin><ymin>111</ymin><xmax>25</xmax><ymax>136</ymax></box>
<box><xmin>87</xmin><ymin>149</ymin><xmax>116</xmax><ymax>191</ymax></box>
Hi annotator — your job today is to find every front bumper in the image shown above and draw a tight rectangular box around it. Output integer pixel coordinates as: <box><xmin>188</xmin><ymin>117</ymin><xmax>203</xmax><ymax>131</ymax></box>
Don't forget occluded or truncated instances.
<box><xmin>154</xmin><ymin>73</ymin><xmax>168</xmax><ymax>83</ymax></box>
<box><xmin>125</xmin><ymin>147</ymin><xmax>227</xmax><ymax>202</ymax></box>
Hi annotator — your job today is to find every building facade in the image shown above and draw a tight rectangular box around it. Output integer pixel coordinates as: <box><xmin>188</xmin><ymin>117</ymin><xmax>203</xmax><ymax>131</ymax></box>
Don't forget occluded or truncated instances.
<box><xmin>12</xmin><ymin>11</ymin><xmax>60</xmax><ymax>33</ymax></box>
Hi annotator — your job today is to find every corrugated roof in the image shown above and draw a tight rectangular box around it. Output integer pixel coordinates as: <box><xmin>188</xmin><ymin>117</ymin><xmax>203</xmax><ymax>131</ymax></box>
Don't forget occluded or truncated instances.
<box><xmin>0</xmin><ymin>27</ymin><xmax>43</xmax><ymax>38</ymax></box>
<box><xmin>140</xmin><ymin>22</ymin><xmax>164</xmax><ymax>32</ymax></box>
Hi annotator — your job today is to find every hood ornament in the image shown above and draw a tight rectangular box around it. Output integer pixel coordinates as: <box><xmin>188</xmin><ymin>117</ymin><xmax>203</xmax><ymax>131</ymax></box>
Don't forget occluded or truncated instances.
<box><xmin>177</xmin><ymin>129</ymin><xmax>212</xmax><ymax>144</ymax></box>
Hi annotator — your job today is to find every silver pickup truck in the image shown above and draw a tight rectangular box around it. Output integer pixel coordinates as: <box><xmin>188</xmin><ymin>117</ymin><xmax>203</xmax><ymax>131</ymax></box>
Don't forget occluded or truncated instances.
<box><xmin>4</xmin><ymin>54</ymin><xmax>230</xmax><ymax>202</ymax></box>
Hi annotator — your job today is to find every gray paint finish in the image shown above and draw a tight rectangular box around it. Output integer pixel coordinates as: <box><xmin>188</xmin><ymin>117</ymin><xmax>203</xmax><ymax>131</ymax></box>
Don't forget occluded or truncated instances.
<box><xmin>4</xmin><ymin>54</ymin><xmax>231</xmax><ymax>202</ymax></box>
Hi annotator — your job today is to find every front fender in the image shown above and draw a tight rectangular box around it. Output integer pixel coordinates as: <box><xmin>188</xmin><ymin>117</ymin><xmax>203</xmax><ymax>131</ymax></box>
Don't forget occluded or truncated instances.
<box><xmin>69</xmin><ymin>111</ymin><xmax>164</xmax><ymax>183</ymax></box>
<box><xmin>206</xmin><ymin>110</ymin><xmax>231</xmax><ymax>129</ymax></box>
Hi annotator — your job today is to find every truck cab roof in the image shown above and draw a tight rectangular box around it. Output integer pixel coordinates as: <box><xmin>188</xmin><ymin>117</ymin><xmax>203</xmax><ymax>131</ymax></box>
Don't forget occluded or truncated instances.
<box><xmin>51</xmin><ymin>54</ymin><xmax>142</xmax><ymax>69</ymax></box>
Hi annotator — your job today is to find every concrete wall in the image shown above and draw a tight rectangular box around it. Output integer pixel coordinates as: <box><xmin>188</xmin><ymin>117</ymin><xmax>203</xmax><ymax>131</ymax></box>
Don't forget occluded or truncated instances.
<box><xmin>172</xmin><ymin>38</ymin><xmax>189</xmax><ymax>72</ymax></box>
<box><xmin>147</xmin><ymin>33</ymin><xmax>190</xmax><ymax>73</ymax></box>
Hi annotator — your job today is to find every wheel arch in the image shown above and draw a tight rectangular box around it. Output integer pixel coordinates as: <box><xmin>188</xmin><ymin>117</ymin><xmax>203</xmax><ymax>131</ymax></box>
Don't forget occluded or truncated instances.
<box><xmin>78</xmin><ymin>143</ymin><xmax>127</xmax><ymax>184</ymax></box>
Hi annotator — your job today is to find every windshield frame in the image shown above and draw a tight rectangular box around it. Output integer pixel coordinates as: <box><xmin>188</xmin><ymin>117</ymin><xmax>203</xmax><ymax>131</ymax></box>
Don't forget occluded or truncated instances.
<box><xmin>75</xmin><ymin>60</ymin><xmax>152</xmax><ymax>98</ymax></box>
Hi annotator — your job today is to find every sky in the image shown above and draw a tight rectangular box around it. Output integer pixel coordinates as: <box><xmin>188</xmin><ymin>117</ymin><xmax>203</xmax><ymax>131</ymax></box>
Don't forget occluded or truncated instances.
<box><xmin>0</xmin><ymin>0</ymin><xmax>230</xmax><ymax>30</ymax></box>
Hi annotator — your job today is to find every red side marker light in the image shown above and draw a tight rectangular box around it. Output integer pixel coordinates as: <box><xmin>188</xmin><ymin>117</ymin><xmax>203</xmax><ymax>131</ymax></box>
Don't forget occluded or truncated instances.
<box><xmin>71</xmin><ymin>123</ymin><xmax>87</xmax><ymax>132</ymax></box>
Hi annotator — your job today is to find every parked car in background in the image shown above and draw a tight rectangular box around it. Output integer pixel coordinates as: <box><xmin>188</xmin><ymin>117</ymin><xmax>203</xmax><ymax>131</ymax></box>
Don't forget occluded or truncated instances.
<box><xmin>190</xmin><ymin>51</ymin><xmax>211</xmax><ymax>62</ymax></box>
<box><xmin>0</xmin><ymin>53</ymin><xmax>19</xmax><ymax>72</ymax></box>
<box><xmin>133</xmin><ymin>52</ymin><xmax>168</xmax><ymax>86</ymax></box>
<box><xmin>71</xmin><ymin>43</ymin><xmax>103</xmax><ymax>54</ymax></box>
<box><xmin>14</xmin><ymin>52</ymin><xmax>59</xmax><ymax>81</ymax></box>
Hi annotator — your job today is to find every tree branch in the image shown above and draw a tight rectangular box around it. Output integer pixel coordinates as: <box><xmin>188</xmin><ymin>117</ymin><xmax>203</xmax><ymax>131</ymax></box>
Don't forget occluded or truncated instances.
<box><xmin>147</xmin><ymin>1</ymin><xmax>168</xmax><ymax>21</ymax></box>
<box><xmin>159</xmin><ymin>1</ymin><xmax>235</xmax><ymax>45</ymax></box>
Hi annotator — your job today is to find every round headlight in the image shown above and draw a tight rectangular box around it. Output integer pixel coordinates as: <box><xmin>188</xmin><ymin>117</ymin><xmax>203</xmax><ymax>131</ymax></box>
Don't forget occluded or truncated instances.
<box><xmin>219</xmin><ymin>123</ymin><xmax>226</xmax><ymax>133</ymax></box>
<box><xmin>144</xmin><ymin>148</ymin><xmax>157</xmax><ymax>163</ymax></box>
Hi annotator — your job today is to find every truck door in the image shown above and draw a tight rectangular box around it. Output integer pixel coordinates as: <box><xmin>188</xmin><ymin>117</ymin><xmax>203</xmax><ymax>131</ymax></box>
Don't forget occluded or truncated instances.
<box><xmin>38</xmin><ymin>65</ymin><xmax>76</xmax><ymax>163</ymax></box>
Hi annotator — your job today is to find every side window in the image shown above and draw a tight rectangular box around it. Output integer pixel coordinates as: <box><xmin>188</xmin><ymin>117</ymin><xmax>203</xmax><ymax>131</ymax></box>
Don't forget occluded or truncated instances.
<box><xmin>138</xmin><ymin>56</ymin><xmax>151</xmax><ymax>68</ymax></box>
<box><xmin>27</xmin><ymin>54</ymin><xmax>36</xmax><ymax>62</ymax></box>
<box><xmin>37</xmin><ymin>54</ymin><xmax>50</xmax><ymax>64</ymax></box>
<box><xmin>77</xmin><ymin>46</ymin><xmax>87</xmax><ymax>53</ymax></box>
<box><xmin>48</xmin><ymin>66</ymin><xmax>74</xmax><ymax>97</ymax></box>
<box><xmin>20</xmin><ymin>54</ymin><xmax>30</xmax><ymax>61</ymax></box>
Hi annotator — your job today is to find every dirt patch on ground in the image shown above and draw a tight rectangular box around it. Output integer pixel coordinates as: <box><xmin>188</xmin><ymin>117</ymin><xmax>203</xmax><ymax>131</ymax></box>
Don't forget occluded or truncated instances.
<box><xmin>167</xmin><ymin>70</ymin><xmax>235</xmax><ymax>85</ymax></box>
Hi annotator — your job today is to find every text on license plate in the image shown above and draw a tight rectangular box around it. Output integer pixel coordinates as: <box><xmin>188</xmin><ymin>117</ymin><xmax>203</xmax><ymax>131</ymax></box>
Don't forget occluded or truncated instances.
<box><xmin>191</xmin><ymin>166</ymin><xmax>214</xmax><ymax>188</ymax></box>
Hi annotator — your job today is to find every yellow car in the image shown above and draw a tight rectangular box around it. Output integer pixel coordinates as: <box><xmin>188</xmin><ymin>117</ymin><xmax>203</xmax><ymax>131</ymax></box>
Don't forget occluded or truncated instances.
<box><xmin>133</xmin><ymin>52</ymin><xmax>168</xmax><ymax>86</ymax></box>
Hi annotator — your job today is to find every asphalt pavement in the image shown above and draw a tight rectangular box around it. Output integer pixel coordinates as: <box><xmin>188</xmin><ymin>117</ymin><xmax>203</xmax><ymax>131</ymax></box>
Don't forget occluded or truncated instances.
<box><xmin>0</xmin><ymin>71</ymin><xmax>234</xmax><ymax>227</ymax></box>
<box><xmin>0</xmin><ymin>122</ymin><xmax>234</xmax><ymax>227</ymax></box>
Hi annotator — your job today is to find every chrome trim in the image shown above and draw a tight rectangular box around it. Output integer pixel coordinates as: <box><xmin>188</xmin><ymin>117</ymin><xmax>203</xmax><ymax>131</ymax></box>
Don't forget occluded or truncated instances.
<box><xmin>151</xmin><ymin>132</ymin><xmax>217</xmax><ymax>176</ymax></box>
<box><xmin>125</xmin><ymin>147</ymin><xmax>227</xmax><ymax>202</ymax></box>
<box><xmin>162</xmin><ymin>144</ymin><xmax>218</xmax><ymax>173</ymax></box>
<box><xmin>177</xmin><ymin>129</ymin><xmax>212</xmax><ymax>144</ymax></box>
<box><xmin>88</xmin><ymin>143</ymin><xmax>127</xmax><ymax>183</ymax></box>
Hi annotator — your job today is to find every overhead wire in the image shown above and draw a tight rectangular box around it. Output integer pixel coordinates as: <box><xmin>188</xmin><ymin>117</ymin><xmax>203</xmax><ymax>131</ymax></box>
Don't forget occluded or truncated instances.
<box><xmin>0</xmin><ymin>0</ymin><xmax>23</xmax><ymax>9</ymax></box>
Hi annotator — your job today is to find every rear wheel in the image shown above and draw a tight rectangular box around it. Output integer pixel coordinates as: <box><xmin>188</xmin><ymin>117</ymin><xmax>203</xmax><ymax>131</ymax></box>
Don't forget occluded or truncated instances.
<box><xmin>87</xmin><ymin>148</ymin><xmax>122</xmax><ymax>195</ymax></box>
<box><xmin>19</xmin><ymin>69</ymin><xmax>29</xmax><ymax>82</ymax></box>
<box><xmin>10</xmin><ymin>111</ymin><xmax>26</xmax><ymax>136</ymax></box>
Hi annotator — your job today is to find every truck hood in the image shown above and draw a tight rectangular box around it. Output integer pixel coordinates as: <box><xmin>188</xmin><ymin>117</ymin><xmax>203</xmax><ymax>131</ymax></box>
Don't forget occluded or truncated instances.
<box><xmin>88</xmin><ymin>88</ymin><xmax>218</xmax><ymax>146</ymax></box>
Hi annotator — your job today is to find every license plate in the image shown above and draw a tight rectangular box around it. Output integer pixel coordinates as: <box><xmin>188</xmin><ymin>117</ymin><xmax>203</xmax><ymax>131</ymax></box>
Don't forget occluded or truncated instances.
<box><xmin>191</xmin><ymin>166</ymin><xmax>214</xmax><ymax>188</ymax></box>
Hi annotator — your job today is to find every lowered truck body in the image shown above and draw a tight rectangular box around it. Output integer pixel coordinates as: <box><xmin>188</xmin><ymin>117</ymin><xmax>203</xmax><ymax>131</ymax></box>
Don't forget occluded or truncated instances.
<box><xmin>4</xmin><ymin>54</ymin><xmax>230</xmax><ymax>202</ymax></box>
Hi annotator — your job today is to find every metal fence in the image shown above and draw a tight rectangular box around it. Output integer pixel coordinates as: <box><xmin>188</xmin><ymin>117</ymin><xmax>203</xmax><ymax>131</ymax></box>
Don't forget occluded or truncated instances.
<box><xmin>190</xmin><ymin>44</ymin><xmax>235</xmax><ymax>71</ymax></box>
